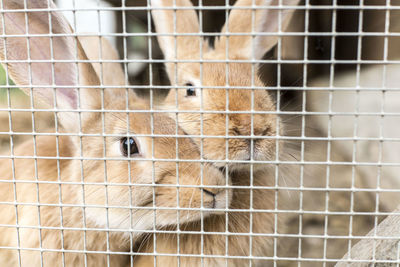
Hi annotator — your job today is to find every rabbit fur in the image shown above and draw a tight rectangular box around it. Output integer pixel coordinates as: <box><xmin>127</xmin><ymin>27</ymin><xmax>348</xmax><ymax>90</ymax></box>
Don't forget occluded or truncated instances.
<box><xmin>151</xmin><ymin>0</ymin><xmax>300</xmax><ymax>171</ymax></box>
<box><xmin>128</xmin><ymin>1</ymin><xmax>301</xmax><ymax>266</ymax></box>
<box><xmin>0</xmin><ymin>1</ymin><xmax>231</xmax><ymax>266</ymax></box>
<box><xmin>78</xmin><ymin>0</ymin><xmax>300</xmax><ymax>266</ymax></box>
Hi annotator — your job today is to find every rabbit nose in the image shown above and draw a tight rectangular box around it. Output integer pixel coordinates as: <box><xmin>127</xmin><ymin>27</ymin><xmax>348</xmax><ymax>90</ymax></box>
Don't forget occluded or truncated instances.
<box><xmin>202</xmin><ymin>188</ymin><xmax>216</xmax><ymax>197</ymax></box>
<box><xmin>231</xmin><ymin>125</ymin><xmax>271</xmax><ymax>137</ymax></box>
<box><xmin>232</xmin><ymin>126</ymin><xmax>248</xmax><ymax>136</ymax></box>
<box><xmin>230</xmin><ymin>113</ymin><xmax>272</xmax><ymax>136</ymax></box>
<box><xmin>202</xmin><ymin>189</ymin><xmax>216</xmax><ymax>208</ymax></box>
<box><xmin>255</xmin><ymin>125</ymin><xmax>272</xmax><ymax>136</ymax></box>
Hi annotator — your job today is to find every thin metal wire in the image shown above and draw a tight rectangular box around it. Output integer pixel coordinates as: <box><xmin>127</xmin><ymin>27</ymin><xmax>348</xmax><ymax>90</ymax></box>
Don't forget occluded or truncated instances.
<box><xmin>1</xmin><ymin>5</ymin><xmax>400</xmax><ymax>12</ymax></box>
<box><xmin>197</xmin><ymin>1</ymin><xmax>205</xmax><ymax>266</ymax></box>
<box><xmin>0</xmin><ymin>1</ymin><xmax>399</xmax><ymax>266</ymax></box>
<box><xmin>223</xmin><ymin>1</ymin><xmax>230</xmax><ymax>267</ymax></box>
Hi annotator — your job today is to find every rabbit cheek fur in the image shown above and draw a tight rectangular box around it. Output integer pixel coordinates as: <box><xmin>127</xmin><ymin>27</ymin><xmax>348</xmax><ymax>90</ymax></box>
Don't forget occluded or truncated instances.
<box><xmin>82</xmin><ymin>109</ymin><xmax>232</xmax><ymax>230</ymax></box>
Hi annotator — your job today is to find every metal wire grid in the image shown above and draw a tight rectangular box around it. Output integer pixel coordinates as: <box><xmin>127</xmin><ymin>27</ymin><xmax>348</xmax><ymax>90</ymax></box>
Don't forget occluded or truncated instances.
<box><xmin>0</xmin><ymin>0</ymin><xmax>399</xmax><ymax>266</ymax></box>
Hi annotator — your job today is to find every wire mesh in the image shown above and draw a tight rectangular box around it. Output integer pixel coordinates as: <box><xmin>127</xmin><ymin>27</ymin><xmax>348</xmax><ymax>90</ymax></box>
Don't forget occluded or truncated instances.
<box><xmin>0</xmin><ymin>0</ymin><xmax>399</xmax><ymax>267</ymax></box>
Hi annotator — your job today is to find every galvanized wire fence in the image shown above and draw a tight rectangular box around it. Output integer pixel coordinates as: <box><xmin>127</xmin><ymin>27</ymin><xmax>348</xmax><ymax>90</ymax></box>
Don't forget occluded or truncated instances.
<box><xmin>0</xmin><ymin>0</ymin><xmax>399</xmax><ymax>266</ymax></box>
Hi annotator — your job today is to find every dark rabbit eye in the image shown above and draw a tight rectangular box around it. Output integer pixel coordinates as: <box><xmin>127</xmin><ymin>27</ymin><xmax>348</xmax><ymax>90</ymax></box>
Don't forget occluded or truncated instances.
<box><xmin>185</xmin><ymin>83</ymin><xmax>196</xmax><ymax>97</ymax></box>
<box><xmin>120</xmin><ymin>137</ymin><xmax>139</xmax><ymax>157</ymax></box>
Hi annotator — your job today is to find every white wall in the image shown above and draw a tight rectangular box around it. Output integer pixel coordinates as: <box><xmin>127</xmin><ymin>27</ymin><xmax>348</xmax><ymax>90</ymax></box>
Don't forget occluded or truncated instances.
<box><xmin>55</xmin><ymin>0</ymin><xmax>117</xmax><ymax>47</ymax></box>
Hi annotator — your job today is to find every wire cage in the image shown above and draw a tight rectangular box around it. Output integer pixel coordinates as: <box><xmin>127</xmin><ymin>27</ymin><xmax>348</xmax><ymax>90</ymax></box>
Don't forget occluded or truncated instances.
<box><xmin>0</xmin><ymin>0</ymin><xmax>399</xmax><ymax>266</ymax></box>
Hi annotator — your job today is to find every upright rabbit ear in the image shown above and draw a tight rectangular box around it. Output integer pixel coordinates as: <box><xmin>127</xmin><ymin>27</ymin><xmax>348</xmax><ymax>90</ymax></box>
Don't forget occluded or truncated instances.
<box><xmin>150</xmin><ymin>0</ymin><xmax>202</xmax><ymax>62</ymax></box>
<box><xmin>215</xmin><ymin>0</ymin><xmax>300</xmax><ymax>60</ymax></box>
<box><xmin>0</xmin><ymin>0</ymin><xmax>100</xmax><ymax>131</ymax></box>
<box><xmin>79</xmin><ymin>36</ymin><xmax>125</xmax><ymax>87</ymax></box>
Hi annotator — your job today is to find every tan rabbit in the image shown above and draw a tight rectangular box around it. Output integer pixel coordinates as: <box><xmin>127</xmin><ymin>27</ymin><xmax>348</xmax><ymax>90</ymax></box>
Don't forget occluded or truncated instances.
<box><xmin>151</xmin><ymin>0</ymin><xmax>300</xmax><ymax>171</ymax></box>
<box><xmin>0</xmin><ymin>1</ymin><xmax>230</xmax><ymax>266</ymax></box>
<box><xmin>77</xmin><ymin>36</ymin><xmax>279</xmax><ymax>267</ymax></box>
<box><xmin>125</xmin><ymin>1</ymin><xmax>299</xmax><ymax>266</ymax></box>
<box><xmin>77</xmin><ymin>31</ymin><xmax>279</xmax><ymax>267</ymax></box>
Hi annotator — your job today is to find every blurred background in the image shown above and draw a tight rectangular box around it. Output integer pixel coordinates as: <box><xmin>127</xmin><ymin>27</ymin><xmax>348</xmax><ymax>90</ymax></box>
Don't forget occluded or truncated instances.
<box><xmin>1</xmin><ymin>0</ymin><xmax>400</xmax><ymax>265</ymax></box>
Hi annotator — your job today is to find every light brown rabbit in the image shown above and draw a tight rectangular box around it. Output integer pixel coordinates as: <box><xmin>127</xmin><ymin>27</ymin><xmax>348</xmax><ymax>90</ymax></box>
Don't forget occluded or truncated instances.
<box><xmin>151</xmin><ymin>0</ymin><xmax>299</xmax><ymax>171</ymax></box>
<box><xmin>77</xmin><ymin>30</ymin><xmax>280</xmax><ymax>267</ymax></box>
<box><xmin>0</xmin><ymin>1</ymin><xmax>230</xmax><ymax>266</ymax></box>
<box><xmin>78</xmin><ymin>35</ymin><xmax>279</xmax><ymax>267</ymax></box>
<box><xmin>126</xmin><ymin>1</ymin><xmax>299</xmax><ymax>266</ymax></box>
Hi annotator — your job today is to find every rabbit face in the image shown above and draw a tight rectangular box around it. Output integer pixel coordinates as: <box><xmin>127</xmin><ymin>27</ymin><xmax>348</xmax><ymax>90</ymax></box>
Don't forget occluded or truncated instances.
<box><xmin>163</xmin><ymin>61</ymin><xmax>278</xmax><ymax>171</ymax></box>
<box><xmin>151</xmin><ymin>0</ymin><xmax>299</xmax><ymax>172</ymax></box>
<box><xmin>80</xmin><ymin>104</ymin><xmax>232</xmax><ymax>234</ymax></box>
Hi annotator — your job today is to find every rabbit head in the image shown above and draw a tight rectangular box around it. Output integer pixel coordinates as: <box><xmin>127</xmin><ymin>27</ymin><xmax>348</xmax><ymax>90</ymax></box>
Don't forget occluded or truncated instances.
<box><xmin>0</xmin><ymin>0</ymin><xmax>231</xmax><ymax>238</ymax></box>
<box><xmin>151</xmin><ymin>0</ymin><xmax>299</xmax><ymax>171</ymax></box>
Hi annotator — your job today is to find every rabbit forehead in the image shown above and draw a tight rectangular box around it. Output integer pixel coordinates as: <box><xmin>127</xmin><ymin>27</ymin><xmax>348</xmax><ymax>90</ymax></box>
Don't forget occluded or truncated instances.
<box><xmin>173</xmin><ymin>62</ymin><xmax>273</xmax><ymax>111</ymax></box>
<box><xmin>176</xmin><ymin>61</ymin><xmax>264</xmax><ymax>88</ymax></box>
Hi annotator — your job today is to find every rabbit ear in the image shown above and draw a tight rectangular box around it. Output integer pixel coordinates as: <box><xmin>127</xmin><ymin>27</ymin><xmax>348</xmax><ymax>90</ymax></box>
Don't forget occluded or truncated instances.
<box><xmin>150</xmin><ymin>0</ymin><xmax>202</xmax><ymax>61</ymax></box>
<box><xmin>0</xmin><ymin>0</ymin><xmax>100</xmax><ymax>114</ymax></box>
<box><xmin>78</xmin><ymin>36</ymin><xmax>125</xmax><ymax>87</ymax></box>
<box><xmin>215</xmin><ymin>0</ymin><xmax>300</xmax><ymax>60</ymax></box>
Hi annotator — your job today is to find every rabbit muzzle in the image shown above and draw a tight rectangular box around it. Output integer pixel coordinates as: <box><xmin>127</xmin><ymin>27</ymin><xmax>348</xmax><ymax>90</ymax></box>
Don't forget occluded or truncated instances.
<box><xmin>202</xmin><ymin>187</ymin><xmax>232</xmax><ymax>212</ymax></box>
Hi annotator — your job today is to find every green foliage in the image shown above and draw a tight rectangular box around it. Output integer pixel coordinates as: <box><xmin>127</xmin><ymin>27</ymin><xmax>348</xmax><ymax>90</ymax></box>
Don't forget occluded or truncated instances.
<box><xmin>0</xmin><ymin>64</ymin><xmax>22</xmax><ymax>102</ymax></box>
<box><xmin>0</xmin><ymin>64</ymin><xmax>14</xmax><ymax>86</ymax></box>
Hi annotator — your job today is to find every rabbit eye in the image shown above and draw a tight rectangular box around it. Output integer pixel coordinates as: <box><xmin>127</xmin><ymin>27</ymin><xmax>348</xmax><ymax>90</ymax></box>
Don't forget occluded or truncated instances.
<box><xmin>185</xmin><ymin>83</ymin><xmax>196</xmax><ymax>97</ymax></box>
<box><xmin>120</xmin><ymin>137</ymin><xmax>139</xmax><ymax>157</ymax></box>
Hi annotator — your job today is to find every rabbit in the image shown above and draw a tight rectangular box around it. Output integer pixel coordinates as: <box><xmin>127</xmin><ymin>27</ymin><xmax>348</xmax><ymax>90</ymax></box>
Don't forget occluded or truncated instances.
<box><xmin>151</xmin><ymin>0</ymin><xmax>300</xmax><ymax>172</ymax></box>
<box><xmin>0</xmin><ymin>1</ymin><xmax>231</xmax><ymax>266</ymax></box>
<box><xmin>121</xmin><ymin>1</ymin><xmax>299</xmax><ymax>266</ymax></box>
